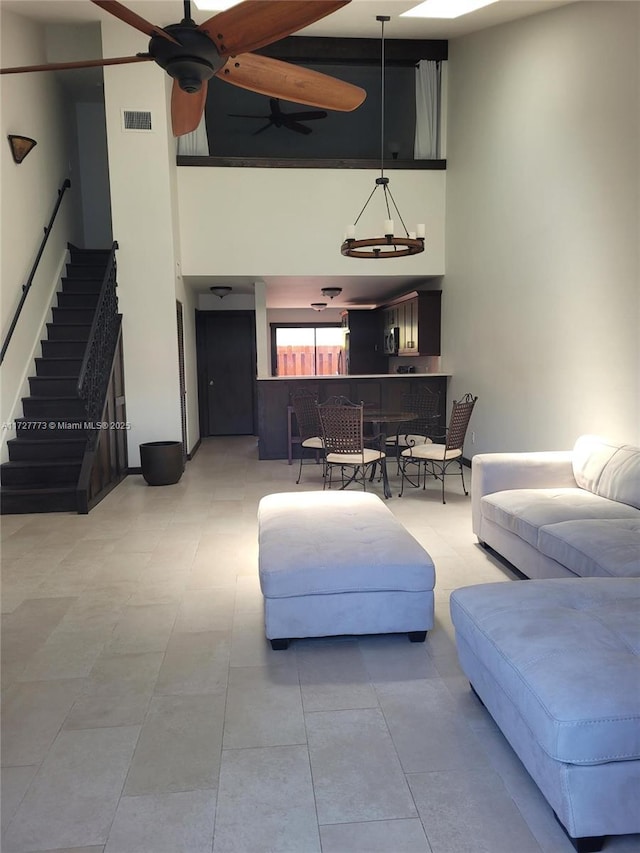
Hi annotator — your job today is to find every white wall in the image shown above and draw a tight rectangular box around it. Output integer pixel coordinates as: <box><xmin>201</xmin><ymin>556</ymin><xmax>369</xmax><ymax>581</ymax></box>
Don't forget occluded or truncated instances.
<box><xmin>177</xmin><ymin>167</ymin><xmax>445</xmax><ymax>277</ymax></box>
<box><xmin>444</xmin><ymin>1</ymin><xmax>640</xmax><ymax>453</ymax></box>
<box><xmin>75</xmin><ymin>102</ymin><xmax>112</xmax><ymax>247</ymax></box>
<box><xmin>101</xmin><ymin>19</ymin><xmax>182</xmax><ymax>466</ymax></box>
<box><xmin>0</xmin><ymin>9</ymin><xmax>80</xmax><ymax>461</ymax></box>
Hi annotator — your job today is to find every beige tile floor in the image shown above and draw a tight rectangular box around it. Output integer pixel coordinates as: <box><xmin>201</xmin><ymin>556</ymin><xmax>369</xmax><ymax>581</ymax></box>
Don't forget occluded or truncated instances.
<box><xmin>1</xmin><ymin>436</ymin><xmax>638</xmax><ymax>853</ymax></box>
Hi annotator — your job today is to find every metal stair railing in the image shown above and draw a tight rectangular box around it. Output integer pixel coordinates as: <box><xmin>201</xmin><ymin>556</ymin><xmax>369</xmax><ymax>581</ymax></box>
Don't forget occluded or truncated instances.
<box><xmin>0</xmin><ymin>178</ymin><xmax>71</xmax><ymax>365</ymax></box>
<box><xmin>76</xmin><ymin>241</ymin><xmax>121</xmax><ymax>449</ymax></box>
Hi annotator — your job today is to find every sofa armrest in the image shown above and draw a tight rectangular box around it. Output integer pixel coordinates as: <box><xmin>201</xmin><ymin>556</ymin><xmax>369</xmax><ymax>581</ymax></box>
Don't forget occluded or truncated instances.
<box><xmin>471</xmin><ymin>451</ymin><xmax>576</xmax><ymax>536</ymax></box>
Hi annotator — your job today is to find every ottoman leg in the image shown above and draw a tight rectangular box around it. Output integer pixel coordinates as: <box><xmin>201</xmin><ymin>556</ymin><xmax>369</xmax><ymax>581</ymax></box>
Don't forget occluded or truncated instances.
<box><xmin>408</xmin><ymin>631</ymin><xmax>427</xmax><ymax>643</ymax></box>
<box><xmin>270</xmin><ymin>638</ymin><xmax>290</xmax><ymax>651</ymax></box>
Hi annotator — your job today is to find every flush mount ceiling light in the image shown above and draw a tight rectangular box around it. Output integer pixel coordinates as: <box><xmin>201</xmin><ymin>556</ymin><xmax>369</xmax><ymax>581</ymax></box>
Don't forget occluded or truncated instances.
<box><xmin>7</xmin><ymin>134</ymin><xmax>37</xmax><ymax>164</ymax></box>
<box><xmin>210</xmin><ymin>285</ymin><xmax>232</xmax><ymax>298</ymax></box>
<box><xmin>321</xmin><ymin>287</ymin><xmax>342</xmax><ymax>299</ymax></box>
<box><xmin>341</xmin><ymin>16</ymin><xmax>425</xmax><ymax>260</ymax></box>
<box><xmin>310</xmin><ymin>302</ymin><xmax>327</xmax><ymax>311</ymax></box>
<box><xmin>401</xmin><ymin>0</ymin><xmax>498</xmax><ymax>19</ymax></box>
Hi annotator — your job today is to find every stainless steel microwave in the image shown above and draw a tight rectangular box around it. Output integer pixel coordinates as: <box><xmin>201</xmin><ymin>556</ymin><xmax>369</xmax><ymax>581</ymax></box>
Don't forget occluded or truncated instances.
<box><xmin>383</xmin><ymin>326</ymin><xmax>399</xmax><ymax>355</ymax></box>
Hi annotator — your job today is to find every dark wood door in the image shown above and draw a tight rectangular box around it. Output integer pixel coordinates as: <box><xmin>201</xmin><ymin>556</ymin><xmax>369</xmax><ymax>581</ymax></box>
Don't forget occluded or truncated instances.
<box><xmin>197</xmin><ymin>310</ymin><xmax>256</xmax><ymax>435</ymax></box>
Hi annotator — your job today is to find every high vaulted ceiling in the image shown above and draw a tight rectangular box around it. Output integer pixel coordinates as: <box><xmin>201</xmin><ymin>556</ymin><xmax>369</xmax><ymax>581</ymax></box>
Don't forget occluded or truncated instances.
<box><xmin>1</xmin><ymin>0</ymin><xmax>575</xmax><ymax>42</ymax></box>
<box><xmin>2</xmin><ymin>0</ymin><xmax>575</xmax><ymax>309</ymax></box>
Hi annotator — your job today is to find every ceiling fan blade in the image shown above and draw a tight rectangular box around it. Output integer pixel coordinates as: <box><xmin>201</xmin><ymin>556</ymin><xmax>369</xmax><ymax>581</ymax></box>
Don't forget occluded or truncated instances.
<box><xmin>287</xmin><ymin>121</ymin><xmax>313</xmax><ymax>136</ymax></box>
<box><xmin>171</xmin><ymin>79</ymin><xmax>208</xmax><ymax>137</ymax></box>
<box><xmin>90</xmin><ymin>1</ymin><xmax>178</xmax><ymax>44</ymax></box>
<box><xmin>0</xmin><ymin>55</ymin><xmax>152</xmax><ymax>75</ymax></box>
<box><xmin>253</xmin><ymin>122</ymin><xmax>274</xmax><ymax>136</ymax></box>
<box><xmin>199</xmin><ymin>1</ymin><xmax>350</xmax><ymax>58</ymax></box>
<box><xmin>286</xmin><ymin>110</ymin><xmax>328</xmax><ymax>121</ymax></box>
<box><xmin>217</xmin><ymin>54</ymin><xmax>365</xmax><ymax>112</ymax></box>
<box><xmin>227</xmin><ymin>113</ymin><xmax>269</xmax><ymax>119</ymax></box>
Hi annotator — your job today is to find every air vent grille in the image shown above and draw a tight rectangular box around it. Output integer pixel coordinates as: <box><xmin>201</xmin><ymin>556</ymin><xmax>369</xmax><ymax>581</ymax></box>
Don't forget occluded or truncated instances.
<box><xmin>122</xmin><ymin>110</ymin><xmax>153</xmax><ymax>131</ymax></box>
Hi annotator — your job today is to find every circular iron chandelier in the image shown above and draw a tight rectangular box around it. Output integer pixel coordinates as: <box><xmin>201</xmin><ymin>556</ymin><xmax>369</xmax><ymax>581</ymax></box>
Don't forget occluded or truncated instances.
<box><xmin>341</xmin><ymin>16</ymin><xmax>425</xmax><ymax>259</ymax></box>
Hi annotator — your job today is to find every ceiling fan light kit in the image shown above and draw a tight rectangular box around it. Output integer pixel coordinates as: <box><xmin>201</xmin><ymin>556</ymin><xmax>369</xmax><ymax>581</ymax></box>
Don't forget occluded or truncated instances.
<box><xmin>341</xmin><ymin>16</ymin><xmax>425</xmax><ymax>260</ymax></box>
<box><xmin>1</xmin><ymin>1</ymin><xmax>366</xmax><ymax>138</ymax></box>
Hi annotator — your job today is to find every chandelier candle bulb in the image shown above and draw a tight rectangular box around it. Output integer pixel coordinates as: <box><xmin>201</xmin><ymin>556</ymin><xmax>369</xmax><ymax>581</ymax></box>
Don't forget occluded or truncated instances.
<box><xmin>417</xmin><ymin>224</ymin><xmax>426</xmax><ymax>238</ymax></box>
<box><xmin>346</xmin><ymin>225</ymin><xmax>356</xmax><ymax>239</ymax></box>
<box><xmin>409</xmin><ymin>231</ymin><xmax>416</xmax><ymax>240</ymax></box>
<box><xmin>384</xmin><ymin>220</ymin><xmax>394</xmax><ymax>235</ymax></box>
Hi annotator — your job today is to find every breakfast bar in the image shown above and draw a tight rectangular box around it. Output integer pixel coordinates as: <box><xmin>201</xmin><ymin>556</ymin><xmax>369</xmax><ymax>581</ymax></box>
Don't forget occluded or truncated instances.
<box><xmin>256</xmin><ymin>374</ymin><xmax>450</xmax><ymax>461</ymax></box>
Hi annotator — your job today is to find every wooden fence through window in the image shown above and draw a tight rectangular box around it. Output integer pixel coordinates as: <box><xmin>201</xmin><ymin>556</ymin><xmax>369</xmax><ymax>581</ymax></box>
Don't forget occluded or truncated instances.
<box><xmin>277</xmin><ymin>345</ymin><xmax>343</xmax><ymax>376</ymax></box>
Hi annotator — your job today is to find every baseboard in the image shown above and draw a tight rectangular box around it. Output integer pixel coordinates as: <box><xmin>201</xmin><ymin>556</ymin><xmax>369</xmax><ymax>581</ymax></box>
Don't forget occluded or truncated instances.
<box><xmin>187</xmin><ymin>438</ymin><xmax>201</xmax><ymax>460</ymax></box>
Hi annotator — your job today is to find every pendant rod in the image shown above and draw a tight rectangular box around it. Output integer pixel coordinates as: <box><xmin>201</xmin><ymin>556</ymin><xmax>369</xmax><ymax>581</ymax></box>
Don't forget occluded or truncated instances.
<box><xmin>377</xmin><ymin>16</ymin><xmax>390</xmax><ymax>179</ymax></box>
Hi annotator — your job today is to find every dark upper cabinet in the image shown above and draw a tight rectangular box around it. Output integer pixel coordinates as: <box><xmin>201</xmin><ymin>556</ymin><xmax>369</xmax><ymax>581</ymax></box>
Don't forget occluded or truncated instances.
<box><xmin>341</xmin><ymin>310</ymin><xmax>386</xmax><ymax>375</ymax></box>
<box><xmin>383</xmin><ymin>291</ymin><xmax>441</xmax><ymax>356</ymax></box>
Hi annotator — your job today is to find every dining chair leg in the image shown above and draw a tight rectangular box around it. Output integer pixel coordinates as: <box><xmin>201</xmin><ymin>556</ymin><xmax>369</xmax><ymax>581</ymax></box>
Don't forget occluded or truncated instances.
<box><xmin>459</xmin><ymin>459</ymin><xmax>468</xmax><ymax>496</ymax></box>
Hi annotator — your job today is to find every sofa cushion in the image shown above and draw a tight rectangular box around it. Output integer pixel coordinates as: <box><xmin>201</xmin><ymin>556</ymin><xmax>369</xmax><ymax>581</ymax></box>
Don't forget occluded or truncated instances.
<box><xmin>480</xmin><ymin>488</ymin><xmax>638</xmax><ymax>548</ymax></box>
<box><xmin>450</xmin><ymin>578</ymin><xmax>640</xmax><ymax>765</ymax></box>
<box><xmin>258</xmin><ymin>491</ymin><xmax>435</xmax><ymax>598</ymax></box>
<box><xmin>597</xmin><ymin>445</ymin><xmax>640</xmax><ymax>509</ymax></box>
<box><xmin>572</xmin><ymin>436</ymin><xmax>640</xmax><ymax>509</ymax></box>
<box><xmin>538</xmin><ymin>519</ymin><xmax>640</xmax><ymax>579</ymax></box>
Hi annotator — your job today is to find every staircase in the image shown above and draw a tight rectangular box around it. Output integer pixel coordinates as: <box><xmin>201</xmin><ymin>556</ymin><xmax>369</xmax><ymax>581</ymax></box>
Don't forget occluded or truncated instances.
<box><xmin>1</xmin><ymin>246</ymin><xmax>112</xmax><ymax>514</ymax></box>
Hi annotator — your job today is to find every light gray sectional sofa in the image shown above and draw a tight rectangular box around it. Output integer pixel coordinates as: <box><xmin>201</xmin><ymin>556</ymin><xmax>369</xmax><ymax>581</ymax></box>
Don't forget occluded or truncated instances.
<box><xmin>456</xmin><ymin>435</ymin><xmax>640</xmax><ymax>850</ymax></box>
<box><xmin>471</xmin><ymin>435</ymin><xmax>640</xmax><ymax>579</ymax></box>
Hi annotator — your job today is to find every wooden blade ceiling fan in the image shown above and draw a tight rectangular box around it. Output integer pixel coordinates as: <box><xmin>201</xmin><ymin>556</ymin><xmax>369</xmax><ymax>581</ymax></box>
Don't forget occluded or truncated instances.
<box><xmin>1</xmin><ymin>0</ymin><xmax>366</xmax><ymax>137</ymax></box>
<box><xmin>229</xmin><ymin>98</ymin><xmax>328</xmax><ymax>135</ymax></box>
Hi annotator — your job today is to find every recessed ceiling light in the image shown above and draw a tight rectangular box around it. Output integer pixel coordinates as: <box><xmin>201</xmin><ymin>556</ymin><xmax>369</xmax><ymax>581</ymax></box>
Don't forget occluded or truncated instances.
<box><xmin>193</xmin><ymin>0</ymin><xmax>243</xmax><ymax>12</ymax></box>
<box><xmin>401</xmin><ymin>0</ymin><xmax>498</xmax><ymax>19</ymax></box>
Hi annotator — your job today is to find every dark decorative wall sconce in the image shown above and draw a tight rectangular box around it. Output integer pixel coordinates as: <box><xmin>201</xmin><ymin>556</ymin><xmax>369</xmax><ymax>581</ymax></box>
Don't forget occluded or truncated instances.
<box><xmin>8</xmin><ymin>135</ymin><xmax>37</xmax><ymax>164</ymax></box>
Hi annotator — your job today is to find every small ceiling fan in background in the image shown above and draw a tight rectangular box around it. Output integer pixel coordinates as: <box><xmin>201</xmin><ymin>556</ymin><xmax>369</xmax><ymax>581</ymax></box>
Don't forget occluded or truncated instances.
<box><xmin>229</xmin><ymin>97</ymin><xmax>328</xmax><ymax>135</ymax></box>
<box><xmin>0</xmin><ymin>0</ymin><xmax>366</xmax><ymax>136</ymax></box>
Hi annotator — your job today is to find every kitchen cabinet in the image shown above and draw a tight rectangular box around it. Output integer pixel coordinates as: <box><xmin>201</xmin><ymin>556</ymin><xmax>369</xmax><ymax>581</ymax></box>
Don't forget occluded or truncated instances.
<box><xmin>384</xmin><ymin>291</ymin><xmax>441</xmax><ymax>356</ymax></box>
<box><xmin>341</xmin><ymin>310</ymin><xmax>386</xmax><ymax>374</ymax></box>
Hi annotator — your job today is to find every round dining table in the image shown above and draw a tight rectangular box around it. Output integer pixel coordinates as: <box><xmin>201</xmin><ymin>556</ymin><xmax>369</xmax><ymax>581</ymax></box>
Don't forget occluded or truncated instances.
<box><xmin>362</xmin><ymin>409</ymin><xmax>418</xmax><ymax>498</ymax></box>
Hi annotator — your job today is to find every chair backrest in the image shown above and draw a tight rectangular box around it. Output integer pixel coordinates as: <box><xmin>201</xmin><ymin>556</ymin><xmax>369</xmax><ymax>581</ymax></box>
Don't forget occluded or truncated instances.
<box><xmin>290</xmin><ymin>389</ymin><xmax>321</xmax><ymax>442</ymax></box>
<box><xmin>413</xmin><ymin>387</ymin><xmax>440</xmax><ymax>434</ymax></box>
<box><xmin>394</xmin><ymin>389</ymin><xmax>440</xmax><ymax>440</ymax></box>
<box><xmin>317</xmin><ymin>398</ymin><xmax>364</xmax><ymax>455</ymax></box>
<box><xmin>445</xmin><ymin>393</ymin><xmax>477</xmax><ymax>452</ymax></box>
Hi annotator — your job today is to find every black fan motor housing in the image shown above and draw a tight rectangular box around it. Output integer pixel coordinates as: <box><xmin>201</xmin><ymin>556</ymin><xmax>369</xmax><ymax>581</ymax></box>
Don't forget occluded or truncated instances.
<box><xmin>149</xmin><ymin>22</ymin><xmax>226</xmax><ymax>92</ymax></box>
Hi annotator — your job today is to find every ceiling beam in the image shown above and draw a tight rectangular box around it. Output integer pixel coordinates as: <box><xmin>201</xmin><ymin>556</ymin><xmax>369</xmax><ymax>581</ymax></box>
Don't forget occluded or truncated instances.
<box><xmin>256</xmin><ymin>36</ymin><xmax>448</xmax><ymax>66</ymax></box>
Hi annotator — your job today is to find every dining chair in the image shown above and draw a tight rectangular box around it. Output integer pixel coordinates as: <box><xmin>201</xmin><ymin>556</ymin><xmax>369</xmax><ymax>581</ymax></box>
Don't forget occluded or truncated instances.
<box><xmin>290</xmin><ymin>388</ymin><xmax>324</xmax><ymax>484</ymax></box>
<box><xmin>398</xmin><ymin>393</ymin><xmax>477</xmax><ymax>503</ymax></box>
<box><xmin>385</xmin><ymin>387</ymin><xmax>440</xmax><ymax>471</ymax></box>
<box><xmin>317</xmin><ymin>396</ymin><xmax>387</xmax><ymax>492</ymax></box>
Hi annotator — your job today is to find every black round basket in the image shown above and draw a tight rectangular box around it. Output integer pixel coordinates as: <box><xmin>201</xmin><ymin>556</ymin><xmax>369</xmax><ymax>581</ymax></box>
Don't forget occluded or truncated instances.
<box><xmin>139</xmin><ymin>441</ymin><xmax>184</xmax><ymax>486</ymax></box>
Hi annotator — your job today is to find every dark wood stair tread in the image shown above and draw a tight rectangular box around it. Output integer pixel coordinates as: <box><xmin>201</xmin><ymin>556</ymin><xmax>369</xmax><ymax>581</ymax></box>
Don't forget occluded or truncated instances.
<box><xmin>2</xmin><ymin>458</ymin><xmax>83</xmax><ymax>469</ymax></box>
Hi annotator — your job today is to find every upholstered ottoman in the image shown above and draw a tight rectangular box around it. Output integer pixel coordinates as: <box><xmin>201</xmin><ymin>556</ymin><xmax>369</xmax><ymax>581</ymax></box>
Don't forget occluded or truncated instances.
<box><xmin>450</xmin><ymin>579</ymin><xmax>640</xmax><ymax>852</ymax></box>
<box><xmin>258</xmin><ymin>491</ymin><xmax>435</xmax><ymax>649</ymax></box>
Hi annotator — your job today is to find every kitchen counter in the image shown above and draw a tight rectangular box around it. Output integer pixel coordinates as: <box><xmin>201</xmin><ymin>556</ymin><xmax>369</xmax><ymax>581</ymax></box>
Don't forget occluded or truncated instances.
<box><xmin>256</xmin><ymin>374</ymin><xmax>450</xmax><ymax>460</ymax></box>
<box><xmin>259</xmin><ymin>373</ymin><xmax>451</xmax><ymax>380</ymax></box>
